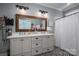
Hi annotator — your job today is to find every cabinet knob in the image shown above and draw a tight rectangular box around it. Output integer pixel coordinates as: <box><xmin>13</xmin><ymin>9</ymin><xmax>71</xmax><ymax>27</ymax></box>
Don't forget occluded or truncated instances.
<box><xmin>48</xmin><ymin>36</ymin><xmax>50</xmax><ymax>38</ymax></box>
<box><xmin>36</xmin><ymin>38</ymin><xmax>38</xmax><ymax>40</ymax></box>
<box><xmin>36</xmin><ymin>50</ymin><xmax>38</xmax><ymax>53</ymax></box>
<box><xmin>20</xmin><ymin>39</ymin><xmax>24</xmax><ymax>41</ymax></box>
<box><xmin>36</xmin><ymin>43</ymin><xmax>38</xmax><ymax>45</ymax></box>
<box><xmin>47</xmin><ymin>49</ymin><xmax>49</xmax><ymax>50</ymax></box>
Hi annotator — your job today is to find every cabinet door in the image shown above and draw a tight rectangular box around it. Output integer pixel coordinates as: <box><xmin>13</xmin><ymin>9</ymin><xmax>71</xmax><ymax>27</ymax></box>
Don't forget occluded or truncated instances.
<box><xmin>42</xmin><ymin>35</ymin><xmax>54</xmax><ymax>53</ymax></box>
<box><xmin>23</xmin><ymin>38</ymin><xmax>31</xmax><ymax>56</ymax></box>
<box><xmin>10</xmin><ymin>39</ymin><xmax>23</xmax><ymax>56</ymax></box>
<box><xmin>47</xmin><ymin>36</ymin><xmax>54</xmax><ymax>47</ymax></box>
<box><xmin>32</xmin><ymin>47</ymin><xmax>42</xmax><ymax>55</ymax></box>
<box><xmin>42</xmin><ymin>36</ymin><xmax>48</xmax><ymax>48</ymax></box>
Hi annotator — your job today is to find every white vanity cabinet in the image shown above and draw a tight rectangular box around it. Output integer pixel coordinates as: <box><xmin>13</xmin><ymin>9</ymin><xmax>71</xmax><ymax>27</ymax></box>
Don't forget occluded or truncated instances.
<box><xmin>10</xmin><ymin>38</ymin><xmax>23</xmax><ymax>56</ymax></box>
<box><xmin>10</xmin><ymin>38</ymin><xmax>31</xmax><ymax>56</ymax></box>
<box><xmin>31</xmin><ymin>36</ymin><xmax>42</xmax><ymax>55</ymax></box>
<box><xmin>42</xmin><ymin>35</ymin><xmax>54</xmax><ymax>53</ymax></box>
<box><xmin>8</xmin><ymin>34</ymin><xmax>54</xmax><ymax>56</ymax></box>
<box><xmin>22</xmin><ymin>38</ymin><xmax>31</xmax><ymax>56</ymax></box>
<box><xmin>47</xmin><ymin>36</ymin><xmax>54</xmax><ymax>47</ymax></box>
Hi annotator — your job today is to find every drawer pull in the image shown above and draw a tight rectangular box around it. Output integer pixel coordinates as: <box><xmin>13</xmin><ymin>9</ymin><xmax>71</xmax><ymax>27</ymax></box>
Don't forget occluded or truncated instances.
<box><xmin>20</xmin><ymin>39</ymin><xmax>24</xmax><ymax>41</ymax></box>
<box><xmin>36</xmin><ymin>50</ymin><xmax>38</xmax><ymax>53</ymax></box>
<box><xmin>47</xmin><ymin>49</ymin><xmax>49</xmax><ymax>50</ymax></box>
<box><xmin>36</xmin><ymin>43</ymin><xmax>38</xmax><ymax>45</ymax></box>
<box><xmin>36</xmin><ymin>38</ymin><xmax>38</xmax><ymax>40</ymax></box>
<box><xmin>48</xmin><ymin>37</ymin><xmax>50</xmax><ymax>38</ymax></box>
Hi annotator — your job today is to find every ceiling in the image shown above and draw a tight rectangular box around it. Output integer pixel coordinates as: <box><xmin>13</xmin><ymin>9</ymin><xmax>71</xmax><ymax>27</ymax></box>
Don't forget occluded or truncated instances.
<box><xmin>38</xmin><ymin>3</ymin><xmax>79</xmax><ymax>11</ymax></box>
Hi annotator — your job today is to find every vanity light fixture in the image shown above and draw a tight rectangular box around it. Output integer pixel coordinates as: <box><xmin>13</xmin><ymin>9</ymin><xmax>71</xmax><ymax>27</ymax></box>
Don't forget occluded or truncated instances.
<box><xmin>16</xmin><ymin>5</ymin><xmax>29</xmax><ymax>10</ymax></box>
<box><xmin>39</xmin><ymin>10</ymin><xmax>48</xmax><ymax>14</ymax></box>
<box><xmin>38</xmin><ymin>10</ymin><xmax>48</xmax><ymax>18</ymax></box>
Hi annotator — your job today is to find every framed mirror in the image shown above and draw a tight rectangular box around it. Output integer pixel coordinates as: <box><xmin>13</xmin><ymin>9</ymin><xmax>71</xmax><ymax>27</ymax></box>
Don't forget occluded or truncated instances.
<box><xmin>15</xmin><ymin>14</ymin><xmax>47</xmax><ymax>32</ymax></box>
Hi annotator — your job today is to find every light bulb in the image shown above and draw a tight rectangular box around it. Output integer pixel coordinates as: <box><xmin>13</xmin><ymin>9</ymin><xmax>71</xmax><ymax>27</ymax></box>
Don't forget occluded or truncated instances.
<box><xmin>67</xmin><ymin>3</ymin><xmax>71</xmax><ymax>5</ymax></box>
<box><xmin>17</xmin><ymin>7</ymin><xmax>19</xmax><ymax>10</ymax></box>
<box><xmin>44</xmin><ymin>13</ymin><xmax>48</xmax><ymax>18</ymax></box>
<box><xmin>37</xmin><ymin>12</ymin><xmax>42</xmax><ymax>17</ymax></box>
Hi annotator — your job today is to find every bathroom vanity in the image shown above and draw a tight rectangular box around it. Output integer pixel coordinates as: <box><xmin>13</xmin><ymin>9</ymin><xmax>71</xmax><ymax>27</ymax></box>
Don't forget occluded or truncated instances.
<box><xmin>7</xmin><ymin>14</ymin><xmax>55</xmax><ymax>56</ymax></box>
<box><xmin>7</xmin><ymin>33</ymin><xmax>54</xmax><ymax>56</ymax></box>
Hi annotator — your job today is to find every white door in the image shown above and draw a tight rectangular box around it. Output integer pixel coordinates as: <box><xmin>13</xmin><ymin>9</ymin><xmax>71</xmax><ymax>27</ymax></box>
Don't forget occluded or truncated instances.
<box><xmin>10</xmin><ymin>39</ymin><xmax>23</xmax><ymax>56</ymax></box>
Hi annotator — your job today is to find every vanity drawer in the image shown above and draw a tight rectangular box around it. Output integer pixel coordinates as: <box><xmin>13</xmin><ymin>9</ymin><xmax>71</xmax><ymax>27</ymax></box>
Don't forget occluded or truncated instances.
<box><xmin>32</xmin><ymin>36</ymin><xmax>42</xmax><ymax>41</ymax></box>
<box><xmin>32</xmin><ymin>41</ymin><xmax>41</xmax><ymax>48</ymax></box>
<box><xmin>32</xmin><ymin>47</ymin><xmax>42</xmax><ymax>55</ymax></box>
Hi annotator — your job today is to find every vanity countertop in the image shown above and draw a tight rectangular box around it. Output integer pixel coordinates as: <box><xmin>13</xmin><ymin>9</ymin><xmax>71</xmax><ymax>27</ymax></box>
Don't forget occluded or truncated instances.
<box><xmin>7</xmin><ymin>33</ymin><xmax>54</xmax><ymax>39</ymax></box>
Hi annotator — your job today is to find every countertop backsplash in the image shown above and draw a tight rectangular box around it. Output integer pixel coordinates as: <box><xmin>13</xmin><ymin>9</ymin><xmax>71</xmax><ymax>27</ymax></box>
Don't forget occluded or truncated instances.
<box><xmin>11</xmin><ymin>31</ymin><xmax>54</xmax><ymax>36</ymax></box>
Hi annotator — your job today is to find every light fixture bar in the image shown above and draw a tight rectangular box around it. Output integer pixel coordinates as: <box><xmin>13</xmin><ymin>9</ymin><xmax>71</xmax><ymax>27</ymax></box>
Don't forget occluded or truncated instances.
<box><xmin>39</xmin><ymin>10</ymin><xmax>48</xmax><ymax>14</ymax></box>
<box><xmin>16</xmin><ymin>5</ymin><xmax>29</xmax><ymax>10</ymax></box>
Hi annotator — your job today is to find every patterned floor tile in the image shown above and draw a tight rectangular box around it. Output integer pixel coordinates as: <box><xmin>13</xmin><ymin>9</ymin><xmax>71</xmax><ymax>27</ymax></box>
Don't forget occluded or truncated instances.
<box><xmin>37</xmin><ymin>47</ymin><xmax>74</xmax><ymax>56</ymax></box>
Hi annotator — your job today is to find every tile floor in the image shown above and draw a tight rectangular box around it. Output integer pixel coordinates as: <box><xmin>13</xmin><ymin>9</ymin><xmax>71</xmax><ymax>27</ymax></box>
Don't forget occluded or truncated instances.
<box><xmin>37</xmin><ymin>46</ymin><xmax>74</xmax><ymax>56</ymax></box>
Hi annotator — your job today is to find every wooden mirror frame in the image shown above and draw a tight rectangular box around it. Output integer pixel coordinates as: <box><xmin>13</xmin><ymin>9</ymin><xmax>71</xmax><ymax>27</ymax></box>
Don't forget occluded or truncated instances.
<box><xmin>15</xmin><ymin>14</ymin><xmax>47</xmax><ymax>32</ymax></box>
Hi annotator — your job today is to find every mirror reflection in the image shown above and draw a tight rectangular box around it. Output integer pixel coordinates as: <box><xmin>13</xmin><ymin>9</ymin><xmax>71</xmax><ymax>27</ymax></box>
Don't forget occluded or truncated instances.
<box><xmin>16</xmin><ymin>14</ymin><xmax>47</xmax><ymax>32</ymax></box>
